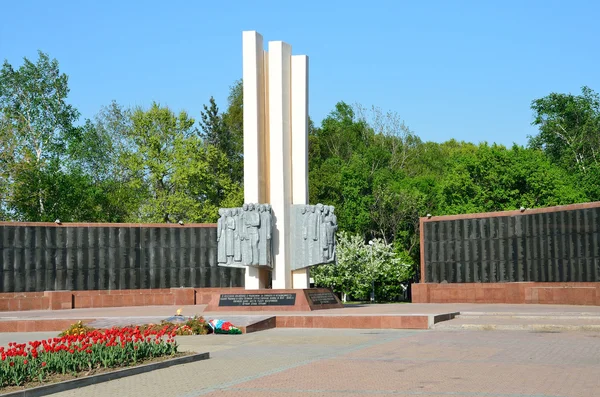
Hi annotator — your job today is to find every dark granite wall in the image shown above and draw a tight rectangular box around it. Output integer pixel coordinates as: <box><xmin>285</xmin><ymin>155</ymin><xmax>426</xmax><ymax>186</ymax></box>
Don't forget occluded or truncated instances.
<box><xmin>0</xmin><ymin>225</ymin><xmax>244</xmax><ymax>292</ymax></box>
<box><xmin>423</xmin><ymin>207</ymin><xmax>600</xmax><ymax>283</ymax></box>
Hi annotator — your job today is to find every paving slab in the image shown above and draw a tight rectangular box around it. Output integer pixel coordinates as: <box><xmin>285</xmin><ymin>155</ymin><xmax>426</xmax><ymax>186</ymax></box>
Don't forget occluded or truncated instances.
<box><xmin>7</xmin><ymin>327</ymin><xmax>595</xmax><ymax>397</ymax></box>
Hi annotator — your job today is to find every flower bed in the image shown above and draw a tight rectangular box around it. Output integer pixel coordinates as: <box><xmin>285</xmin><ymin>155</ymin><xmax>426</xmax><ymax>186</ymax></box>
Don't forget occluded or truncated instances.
<box><xmin>0</xmin><ymin>324</ymin><xmax>181</xmax><ymax>388</ymax></box>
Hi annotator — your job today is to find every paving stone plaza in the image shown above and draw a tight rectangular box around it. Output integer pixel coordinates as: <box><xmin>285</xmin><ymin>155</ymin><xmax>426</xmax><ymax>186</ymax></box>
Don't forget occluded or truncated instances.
<box><xmin>1</xmin><ymin>303</ymin><xmax>600</xmax><ymax>397</ymax></box>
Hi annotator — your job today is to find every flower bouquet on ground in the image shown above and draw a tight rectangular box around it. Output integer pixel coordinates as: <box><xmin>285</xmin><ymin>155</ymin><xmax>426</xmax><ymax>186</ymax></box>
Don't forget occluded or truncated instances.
<box><xmin>207</xmin><ymin>319</ymin><xmax>242</xmax><ymax>335</ymax></box>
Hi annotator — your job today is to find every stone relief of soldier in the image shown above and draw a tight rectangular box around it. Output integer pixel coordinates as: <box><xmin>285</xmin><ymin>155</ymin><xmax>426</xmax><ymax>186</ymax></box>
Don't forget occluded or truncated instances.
<box><xmin>217</xmin><ymin>203</ymin><xmax>273</xmax><ymax>268</ymax></box>
<box><xmin>293</xmin><ymin>203</ymin><xmax>338</xmax><ymax>269</ymax></box>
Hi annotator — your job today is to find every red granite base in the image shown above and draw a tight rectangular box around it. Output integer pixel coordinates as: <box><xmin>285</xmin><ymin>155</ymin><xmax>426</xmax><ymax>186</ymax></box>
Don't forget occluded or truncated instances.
<box><xmin>0</xmin><ymin>288</ymin><xmax>246</xmax><ymax>312</ymax></box>
<box><xmin>412</xmin><ymin>282</ymin><xmax>600</xmax><ymax>305</ymax></box>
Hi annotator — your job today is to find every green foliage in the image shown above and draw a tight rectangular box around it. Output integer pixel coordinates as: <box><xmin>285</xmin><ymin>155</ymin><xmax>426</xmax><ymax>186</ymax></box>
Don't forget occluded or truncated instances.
<box><xmin>529</xmin><ymin>86</ymin><xmax>600</xmax><ymax>200</ymax></box>
<box><xmin>434</xmin><ymin>142</ymin><xmax>588</xmax><ymax>215</ymax></box>
<box><xmin>312</xmin><ymin>232</ymin><xmax>414</xmax><ymax>302</ymax></box>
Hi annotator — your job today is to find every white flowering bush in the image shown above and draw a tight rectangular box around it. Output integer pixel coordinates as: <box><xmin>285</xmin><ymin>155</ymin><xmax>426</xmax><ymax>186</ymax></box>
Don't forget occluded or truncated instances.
<box><xmin>312</xmin><ymin>231</ymin><xmax>414</xmax><ymax>302</ymax></box>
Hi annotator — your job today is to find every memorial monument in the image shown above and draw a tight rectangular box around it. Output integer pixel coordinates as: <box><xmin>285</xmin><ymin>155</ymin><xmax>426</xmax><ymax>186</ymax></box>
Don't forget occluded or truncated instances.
<box><xmin>216</xmin><ymin>31</ymin><xmax>339</xmax><ymax>295</ymax></box>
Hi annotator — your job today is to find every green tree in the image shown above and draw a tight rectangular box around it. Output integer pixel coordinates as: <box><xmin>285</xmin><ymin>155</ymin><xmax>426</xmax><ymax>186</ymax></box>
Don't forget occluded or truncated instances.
<box><xmin>0</xmin><ymin>51</ymin><xmax>107</xmax><ymax>221</ymax></box>
<box><xmin>434</xmin><ymin>143</ymin><xmax>588</xmax><ymax>215</ymax></box>
<box><xmin>530</xmin><ymin>86</ymin><xmax>600</xmax><ymax>199</ymax></box>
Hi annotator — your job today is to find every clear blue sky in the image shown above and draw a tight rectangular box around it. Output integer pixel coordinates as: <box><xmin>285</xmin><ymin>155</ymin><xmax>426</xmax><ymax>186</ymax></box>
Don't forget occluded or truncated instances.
<box><xmin>1</xmin><ymin>0</ymin><xmax>598</xmax><ymax>146</ymax></box>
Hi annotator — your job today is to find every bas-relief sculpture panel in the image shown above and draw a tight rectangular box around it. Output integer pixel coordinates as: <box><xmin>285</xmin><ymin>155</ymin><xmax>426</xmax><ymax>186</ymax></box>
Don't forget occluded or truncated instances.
<box><xmin>291</xmin><ymin>204</ymin><xmax>338</xmax><ymax>270</ymax></box>
<box><xmin>217</xmin><ymin>203</ymin><xmax>273</xmax><ymax>268</ymax></box>
<box><xmin>217</xmin><ymin>202</ymin><xmax>337</xmax><ymax>271</ymax></box>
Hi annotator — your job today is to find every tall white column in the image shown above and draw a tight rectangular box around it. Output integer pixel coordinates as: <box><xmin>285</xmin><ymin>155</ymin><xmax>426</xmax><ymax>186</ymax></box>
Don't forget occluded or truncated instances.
<box><xmin>268</xmin><ymin>41</ymin><xmax>293</xmax><ymax>290</ymax></box>
<box><xmin>291</xmin><ymin>55</ymin><xmax>310</xmax><ymax>289</ymax></box>
<box><xmin>242</xmin><ymin>31</ymin><xmax>267</xmax><ymax>289</ymax></box>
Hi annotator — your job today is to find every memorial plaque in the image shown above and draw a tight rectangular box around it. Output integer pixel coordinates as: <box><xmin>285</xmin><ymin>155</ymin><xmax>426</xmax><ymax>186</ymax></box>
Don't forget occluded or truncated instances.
<box><xmin>307</xmin><ymin>291</ymin><xmax>339</xmax><ymax>305</ymax></box>
<box><xmin>218</xmin><ymin>293</ymin><xmax>296</xmax><ymax>307</ymax></box>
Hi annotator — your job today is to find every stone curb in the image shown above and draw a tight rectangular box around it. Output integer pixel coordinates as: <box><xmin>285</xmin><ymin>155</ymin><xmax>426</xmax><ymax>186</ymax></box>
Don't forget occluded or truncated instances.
<box><xmin>437</xmin><ymin>324</ymin><xmax>600</xmax><ymax>332</ymax></box>
<box><xmin>0</xmin><ymin>352</ymin><xmax>210</xmax><ymax>397</ymax></box>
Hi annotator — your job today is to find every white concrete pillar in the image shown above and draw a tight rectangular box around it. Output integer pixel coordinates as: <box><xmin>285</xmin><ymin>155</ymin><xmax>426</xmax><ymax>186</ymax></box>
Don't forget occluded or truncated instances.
<box><xmin>291</xmin><ymin>54</ymin><xmax>310</xmax><ymax>289</ymax></box>
<box><xmin>242</xmin><ymin>31</ymin><xmax>267</xmax><ymax>289</ymax></box>
<box><xmin>268</xmin><ymin>41</ymin><xmax>293</xmax><ymax>290</ymax></box>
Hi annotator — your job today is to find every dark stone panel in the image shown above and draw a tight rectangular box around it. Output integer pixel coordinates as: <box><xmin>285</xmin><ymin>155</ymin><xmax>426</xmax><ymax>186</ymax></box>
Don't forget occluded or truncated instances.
<box><xmin>468</xmin><ymin>219</ymin><xmax>478</xmax><ymax>240</ymax></box>
<box><xmin>75</xmin><ymin>261</ymin><xmax>86</xmax><ymax>290</ymax></box>
<box><xmin>480</xmin><ymin>261</ymin><xmax>490</xmax><ymax>283</ymax></box>
<box><xmin>158</xmin><ymin>228</ymin><xmax>169</xmax><ymax>247</ymax></box>
<box><xmin>198</xmin><ymin>229</ymin><xmax>209</xmax><ymax>268</ymax></box>
<box><xmin>87</xmin><ymin>227</ymin><xmax>97</xmax><ymax>249</ymax></box>
<box><xmin>78</xmin><ymin>228</ymin><xmax>88</xmax><ymax>250</ymax></box>
<box><xmin>14</xmin><ymin>268</ymin><xmax>29</xmax><ymax>292</ymax></box>
<box><xmin>168</xmin><ymin>228</ymin><xmax>178</xmax><ymax>248</ymax></box>
<box><xmin>430</xmin><ymin>222</ymin><xmax>439</xmax><ymax>242</ymax></box>
<box><xmin>45</xmin><ymin>267</ymin><xmax>56</xmax><ymax>291</ymax></box>
<box><xmin>524</xmin><ymin>214</ymin><xmax>534</xmax><ymax>238</ymax></box>
<box><xmin>65</xmin><ymin>248</ymin><xmax>76</xmax><ymax>271</ymax></box>
<box><xmin>424</xmin><ymin>241</ymin><xmax>432</xmax><ymax>265</ymax></box>
<box><xmin>454</xmin><ymin>240</ymin><xmax>464</xmax><ymax>263</ymax></box>
<box><xmin>481</xmin><ymin>239</ymin><xmax>491</xmax><ymax>261</ymax></box>
<box><xmin>573</xmin><ymin>229</ymin><xmax>584</xmax><ymax>260</ymax></box>
<box><xmin>64</xmin><ymin>227</ymin><xmax>75</xmax><ymax>250</ymax></box>
<box><xmin>117</xmin><ymin>227</ymin><xmax>128</xmax><ymax>248</ymax></box>
<box><xmin>469</xmin><ymin>240</ymin><xmax>480</xmax><ymax>262</ymax></box>
<box><xmin>33</xmin><ymin>268</ymin><xmax>45</xmax><ymax>292</ymax></box>
<box><xmin>2</xmin><ymin>247</ymin><xmax>15</xmax><ymax>272</ymax></box>
<box><xmin>22</xmin><ymin>247</ymin><xmax>34</xmax><ymax>273</ymax></box>
<box><xmin>439</xmin><ymin>221</ymin><xmax>449</xmax><ymax>242</ymax></box>
<box><xmin>96</xmin><ymin>267</ymin><xmax>109</xmax><ymax>290</ymax></box>
<box><xmin>514</xmin><ymin>216</ymin><xmax>524</xmax><ymax>238</ymax></box>
<box><xmin>139</xmin><ymin>265</ymin><xmax>151</xmax><ymax>289</ymax></box>
<box><xmin>582</xmin><ymin>258</ymin><xmax>593</xmax><ymax>282</ymax></box>
<box><xmin>594</xmin><ymin>257</ymin><xmax>600</xmax><ymax>282</ymax></box>
<box><xmin>489</xmin><ymin>217</ymin><xmax>499</xmax><ymax>240</ymax></box>
<box><xmin>187</xmin><ymin>267</ymin><xmax>198</xmax><ymax>287</ymax></box>
<box><xmin>574</xmin><ymin>209</ymin><xmax>584</xmax><ymax>235</ymax></box>
<box><xmin>34</xmin><ymin>248</ymin><xmax>46</xmax><ymax>271</ymax></box>
<box><xmin>546</xmin><ymin>230</ymin><xmax>556</xmax><ymax>260</ymax></box>
<box><xmin>23</xmin><ymin>226</ymin><xmax>35</xmax><ymax>250</ymax></box>
<box><xmin>206</xmin><ymin>228</ymin><xmax>218</xmax><ymax>268</ymax></box>
<box><xmin>55</xmin><ymin>227</ymin><xmax>66</xmax><ymax>249</ymax></box>
<box><xmin>479</xmin><ymin>218</ymin><xmax>490</xmax><ymax>239</ymax></box>
<box><xmin>147</xmin><ymin>267</ymin><xmax>159</xmax><ymax>289</ymax></box>
<box><xmin>13</xmin><ymin>248</ymin><xmax>24</xmax><ymax>275</ymax></box>
<box><xmin>218</xmin><ymin>267</ymin><xmax>231</xmax><ymax>287</ymax></box>
<box><xmin>438</xmin><ymin>260</ymin><xmax>447</xmax><ymax>282</ymax></box>
<box><xmin>132</xmin><ymin>227</ymin><xmax>141</xmax><ymax>249</ymax></box>
<box><xmin>505</xmin><ymin>217</ymin><xmax>514</xmax><ymax>239</ymax></box>
<box><xmin>453</xmin><ymin>220</ymin><xmax>463</xmax><ymax>241</ymax></box>
<box><xmin>170</xmin><ymin>267</ymin><xmax>180</xmax><ymax>288</ymax></box>
<box><xmin>437</xmin><ymin>241</ymin><xmax>446</xmax><ymax>263</ymax></box>
<box><xmin>110</xmin><ymin>228</ymin><xmax>121</xmax><ymax>248</ymax></box>
<box><xmin>87</xmin><ymin>265</ymin><xmax>99</xmax><ymax>291</ymax></box>
<box><xmin>462</xmin><ymin>236</ymin><xmax>471</xmax><ymax>262</ymax></box>
<box><xmin>454</xmin><ymin>261</ymin><xmax>463</xmax><ymax>282</ymax></box>
<box><xmin>583</xmin><ymin>233</ymin><xmax>593</xmax><ymax>259</ymax></box>
<box><xmin>94</xmin><ymin>228</ymin><xmax>106</xmax><ymax>248</ymax></box>
<box><xmin>2</xmin><ymin>270</ymin><xmax>13</xmax><ymax>292</ymax></box>
<box><xmin>446</xmin><ymin>262</ymin><xmax>455</xmax><ymax>283</ymax></box>
<box><xmin>202</xmin><ymin>267</ymin><xmax>215</xmax><ymax>287</ymax></box>
<box><xmin>54</xmin><ymin>269</ymin><xmax>67</xmax><ymax>290</ymax></box>
<box><xmin>498</xmin><ymin>217</ymin><xmax>509</xmax><ymax>240</ymax></box>
<box><xmin>169</xmin><ymin>245</ymin><xmax>178</xmax><ymax>269</ymax></box>
<box><xmin>12</xmin><ymin>227</ymin><xmax>24</xmax><ymax>248</ymax></box>
<box><xmin>41</xmin><ymin>227</ymin><xmax>52</xmax><ymax>249</ymax></box>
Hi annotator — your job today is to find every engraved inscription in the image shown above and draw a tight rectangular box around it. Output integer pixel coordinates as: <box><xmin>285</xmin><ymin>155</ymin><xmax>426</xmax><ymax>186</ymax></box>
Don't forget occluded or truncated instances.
<box><xmin>307</xmin><ymin>291</ymin><xmax>339</xmax><ymax>305</ymax></box>
<box><xmin>218</xmin><ymin>293</ymin><xmax>296</xmax><ymax>307</ymax></box>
